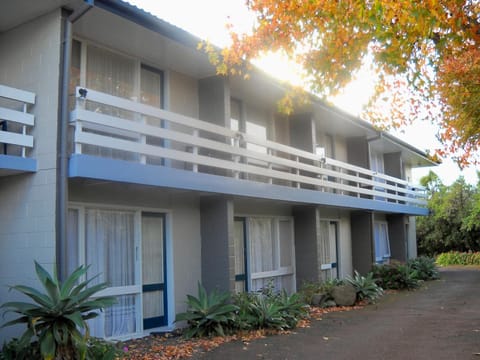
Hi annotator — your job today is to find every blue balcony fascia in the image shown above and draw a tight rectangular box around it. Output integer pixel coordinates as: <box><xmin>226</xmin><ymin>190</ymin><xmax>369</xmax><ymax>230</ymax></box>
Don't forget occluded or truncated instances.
<box><xmin>68</xmin><ymin>154</ymin><xmax>429</xmax><ymax>216</ymax></box>
<box><xmin>0</xmin><ymin>154</ymin><xmax>37</xmax><ymax>176</ymax></box>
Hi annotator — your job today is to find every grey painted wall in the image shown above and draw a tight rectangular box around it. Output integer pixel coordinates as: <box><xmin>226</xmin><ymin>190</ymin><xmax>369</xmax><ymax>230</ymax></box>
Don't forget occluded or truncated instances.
<box><xmin>407</xmin><ymin>216</ymin><xmax>418</xmax><ymax>259</ymax></box>
<box><xmin>351</xmin><ymin>211</ymin><xmax>374</xmax><ymax>274</ymax></box>
<box><xmin>347</xmin><ymin>137</ymin><xmax>369</xmax><ymax>168</ymax></box>
<box><xmin>0</xmin><ymin>9</ymin><xmax>63</xmax><ymax>343</ymax></box>
<box><xmin>289</xmin><ymin>113</ymin><xmax>315</xmax><ymax>152</ymax></box>
<box><xmin>293</xmin><ymin>206</ymin><xmax>319</xmax><ymax>283</ymax></box>
<box><xmin>200</xmin><ymin>196</ymin><xmax>235</xmax><ymax>293</ymax></box>
<box><xmin>198</xmin><ymin>76</ymin><xmax>229</xmax><ymax>127</ymax></box>
<box><xmin>198</xmin><ymin>76</ymin><xmax>230</xmax><ymax>175</ymax></box>
<box><xmin>387</xmin><ymin>214</ymin><xmax>407</xmax><ymax>262</ymax></box>
<box><xmin>384</xmin><ymin>152</ymin><xmax>403</xmax><ymax>179</ymax></box>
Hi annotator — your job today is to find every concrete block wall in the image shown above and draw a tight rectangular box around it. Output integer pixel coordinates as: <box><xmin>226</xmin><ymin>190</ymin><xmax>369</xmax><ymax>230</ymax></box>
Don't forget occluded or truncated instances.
<box><xmin>0</xmin><ymin>9</ymin><xmax>63</xmax><ymax>343</ymax></box>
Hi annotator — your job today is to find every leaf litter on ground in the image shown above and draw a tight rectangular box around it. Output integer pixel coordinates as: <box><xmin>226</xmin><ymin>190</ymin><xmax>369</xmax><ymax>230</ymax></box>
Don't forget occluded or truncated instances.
<box><xmin>121</xmin><ymin>303</ymin><xmax>368</xmax><ymax>359</ymax></box>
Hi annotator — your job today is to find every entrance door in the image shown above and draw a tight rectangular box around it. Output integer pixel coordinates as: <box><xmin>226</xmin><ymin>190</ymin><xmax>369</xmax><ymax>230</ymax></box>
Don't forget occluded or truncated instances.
<box><xmin>319</xmin><ymin>221</ymin><xmax>339</xmax><ymax>280</ymax></box>
<box><xmin>142</xmin><ymin>213</ymin><xmax>167</xmax><ymax>329</ymax></box>
<box><xmin>234</xmin><ymin>217</ymin><xmax>248</xmax><ymax>292</ymax></box>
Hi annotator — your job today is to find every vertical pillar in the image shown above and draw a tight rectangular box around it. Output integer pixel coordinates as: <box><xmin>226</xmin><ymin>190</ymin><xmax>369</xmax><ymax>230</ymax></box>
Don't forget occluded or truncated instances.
<box><xmin>200</xmin><ymin>196</ymin><xmax>235</xmax><ymax>293</ymax></box>
<box><xmin>351</xmin><ymin>211</ymin><xmax>374</xmax><ymax>274</ymax></box>
<box><xmin>293</xmin><ymin>206</ymin><xmax>320</xmax><ymax>284</ymax></box>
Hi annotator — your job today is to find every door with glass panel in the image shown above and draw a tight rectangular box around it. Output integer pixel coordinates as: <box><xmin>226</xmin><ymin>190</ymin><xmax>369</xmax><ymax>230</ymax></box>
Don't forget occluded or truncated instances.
<box><xmin>142</xmin><ymin>212</ymin><xmax>167</xmax><ymax>329</ymax></box>
<box><xmin>318</xmin><ymin>220</ymin><xmax>338</xmax><ymax>280</ymax></box>
<box><xmin>234</xmin><ymin>217</ymin><xmax>248</xmax><ymax>292</ymax></box>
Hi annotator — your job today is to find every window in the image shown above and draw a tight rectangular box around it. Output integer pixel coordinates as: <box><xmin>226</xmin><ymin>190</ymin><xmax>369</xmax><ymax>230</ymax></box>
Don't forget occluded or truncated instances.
<box><xmin>370</xmin><ymin>150</ymin><xmax>386</xmax><ymax>199</ymax></box>
<box><xmin>70</xmin><ymin>40</ymin><xmax>165</xmax><ymax>162</ymax></box>
<box><xmin>374</xmin><ymin>222</ymin><xmax>390</xmax><ymax>263</ymax></box>
<box><xmin>247</xmin><ymin>217</ymin><xmax>295</xmax><ymax>293</ymax></box>
<box><xmin>66</xmin><ymin>205</ymin><xmax>168</xmax><ymax>338</ymax></box>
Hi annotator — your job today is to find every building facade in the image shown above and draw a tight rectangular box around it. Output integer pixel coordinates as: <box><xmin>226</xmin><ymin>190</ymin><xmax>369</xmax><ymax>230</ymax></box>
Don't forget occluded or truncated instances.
<box><xmin>0</xmin><ymin>0</ymin><xmax>436</xmax><ymax>341</ymax></box>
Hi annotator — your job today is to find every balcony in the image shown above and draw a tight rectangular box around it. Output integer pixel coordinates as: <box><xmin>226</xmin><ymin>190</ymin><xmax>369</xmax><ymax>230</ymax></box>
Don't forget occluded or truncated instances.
<box><xmin>0</xmin><ymin>84</ymin><xmax>36</xmax><ymax>176</ymax></box>
<box><xmin>69</xmin><ymin>87</ymin><xmax>427</xmax><ymax>214</ymax></box>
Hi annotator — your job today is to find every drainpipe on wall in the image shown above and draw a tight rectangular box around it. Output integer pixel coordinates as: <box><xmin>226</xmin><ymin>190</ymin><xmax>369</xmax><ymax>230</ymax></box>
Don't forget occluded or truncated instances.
<box><xmin>56</xmin><ymin>1</ymin><xmax>93</xmax><ymax>280</ymax></box>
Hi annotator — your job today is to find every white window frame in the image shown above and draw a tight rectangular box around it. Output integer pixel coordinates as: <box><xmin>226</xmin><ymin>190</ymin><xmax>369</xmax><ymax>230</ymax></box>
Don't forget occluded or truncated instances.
<box><xmin>73</xmin><ymin>37</ymin><xmax>166</xmax><ymax>105</ymax></box>
<box><xmin>68</xmin><ymin>202</ymin><xmax>172</xmax><ymax>339</ymax></box>
<box><xmin>374</xmin><ymin>221</ymin><xmax>391</xmax><ymax>263</ymax></box>
<box><xmin>243</xmin><ymin>216</ymin><xmax>296</xmax><ymax>293</ymax></box>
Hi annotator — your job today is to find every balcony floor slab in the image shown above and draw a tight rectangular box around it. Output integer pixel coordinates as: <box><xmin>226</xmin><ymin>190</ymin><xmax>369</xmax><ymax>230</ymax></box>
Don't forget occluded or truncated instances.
<box><xmin>0</xmin><ymin>154</ymin><xmax>37</xmax><ymax>176</ymax></box>
<box><xmin>68</xmin><ymin>154</ymin><xmax>429</xmax><ymax>216</ymax></box>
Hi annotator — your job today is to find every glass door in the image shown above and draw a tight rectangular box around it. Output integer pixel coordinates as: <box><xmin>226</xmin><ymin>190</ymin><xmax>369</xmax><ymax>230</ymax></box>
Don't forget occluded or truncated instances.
<box><xmin>142</xmin><ymin>212</ymin><xmax>167</xmax><ymax>329</ymax></box>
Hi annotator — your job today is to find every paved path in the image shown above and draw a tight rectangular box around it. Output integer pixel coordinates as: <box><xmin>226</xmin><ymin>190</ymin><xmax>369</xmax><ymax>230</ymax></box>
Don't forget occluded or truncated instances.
<box><xmin>195</xmin><ymin>268</ymin><xmax>480</xmax><ymax>360</ymax></box>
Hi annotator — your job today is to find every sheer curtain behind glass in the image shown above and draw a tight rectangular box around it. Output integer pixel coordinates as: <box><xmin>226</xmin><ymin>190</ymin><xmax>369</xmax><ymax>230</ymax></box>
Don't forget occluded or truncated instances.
<box><xmin>85</xmin><ymin>44</ymin><xmax>136</xmax><ymax>160</ymax></box>
<box><xmin>85</xmin><ymin>209</ymin><xmax>136</xmax><ymax>337</ymax></box>
<box><xmin>249</xmin><ymin>218</ymin><xmax>276</xmax><ymax>291</ymax></box>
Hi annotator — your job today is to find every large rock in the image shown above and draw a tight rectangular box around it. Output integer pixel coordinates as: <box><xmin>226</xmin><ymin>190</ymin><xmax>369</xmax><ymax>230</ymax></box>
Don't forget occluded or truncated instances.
<box><xmin>331</xmin><ymin>284</ymin><xmax>357</xmax><ymax>306</ymax></box>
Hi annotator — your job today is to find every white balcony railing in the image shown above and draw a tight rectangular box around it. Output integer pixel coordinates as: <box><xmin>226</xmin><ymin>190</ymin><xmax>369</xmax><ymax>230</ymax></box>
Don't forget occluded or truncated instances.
<box><xmin>0</xmin><ymin>84</ymin><xmax>35</xmax><ymax>158</ymax></box>
<box><xmin>70</xmin><ymin>87</ymin><xmax>427</xmax><ymax>206</ymax></box>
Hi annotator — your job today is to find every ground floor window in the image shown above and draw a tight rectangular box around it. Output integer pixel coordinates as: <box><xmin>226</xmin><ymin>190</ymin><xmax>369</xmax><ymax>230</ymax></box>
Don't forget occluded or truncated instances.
<box><xmin>318</xmin><ymin>220</ymin><xmax>339</xmax><ymax>281</ymax></box>
<box><xmin>374</xmin><ymin>221</ymin><xmax>390</xmax><ymax>263</ymax></box>
<box><xmin>65</xmin><ymin>205</ymin><xmax>167</xmax><ymax>339</ymax></box>
<box><xmin>234</xmin><ymin>216</ymin><xmax>295</xmax><ymax>293</ymax></box>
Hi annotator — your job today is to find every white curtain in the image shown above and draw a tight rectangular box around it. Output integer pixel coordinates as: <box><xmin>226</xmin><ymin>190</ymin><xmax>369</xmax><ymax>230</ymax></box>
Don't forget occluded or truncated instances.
<box><xmin>84</xmin><ymin>44</ymin><xmax>136</xmax><ymax>161</ymax></box>
<box><xmin>249</xmin><ymin>218</ymin><xmax>274</xmax><ymax>274</ymax></box>
<box><xmin>85</xmin><ymin>209</ymin><xmax>136</xmax><ymax>337</ymax></box>
<box><xmin>374</xmin><ymin>222</ymin><xmax>391</xmax><ymax>263</ymax></box>
<box><xmin>249</xmin><ymin>218</ymin><xmax>295</xmax><ymax>293</ymax></box>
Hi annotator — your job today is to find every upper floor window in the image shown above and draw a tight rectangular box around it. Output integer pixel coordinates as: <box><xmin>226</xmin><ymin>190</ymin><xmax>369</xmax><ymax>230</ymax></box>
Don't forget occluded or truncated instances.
<box><xmin>230</xmin><ymin>98</ymin><xmax>267</xmax><ymax>154</ymax></box>
<box><xmin>370</xmin><ymin>150</ymin><xmax>385</xmax><ymax>174</ymax></box>
<box><xmin>70</xmin><ymin>40</ymin><xmax>164</xmax><ymax>109</ymax></box>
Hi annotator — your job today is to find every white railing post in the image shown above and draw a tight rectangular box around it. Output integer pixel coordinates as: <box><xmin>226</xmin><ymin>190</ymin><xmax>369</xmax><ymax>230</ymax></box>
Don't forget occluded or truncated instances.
<box><xmin>192</xmin><ymin>129</ymin><xmax>198</xmax><ymax>172</ymax></box>
<box><xmin>267</xmin><ymin>148</ymin><xmax>273</xmax><ymax>184</ymax></box>
<box><xmin>21</xmin><ymin>103</ymin><xmax>27</xmax><ymax>158</ymax></box>
<box><xmin>295</xmin><ymin>156</ymin><xmax>300</xmax><ymax>189</ymax></box>
<box><xmin>233</xmin><ymin>134</ymin><xmax>241</xmax><ymax>179</ymax></box>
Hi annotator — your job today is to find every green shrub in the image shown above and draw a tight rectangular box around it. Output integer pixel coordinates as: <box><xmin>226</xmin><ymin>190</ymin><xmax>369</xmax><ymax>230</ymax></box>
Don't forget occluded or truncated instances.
<box><xmin>407</xmin><ymin>256</ymin><xmax>439</xmax><ymax>280</ymax></box>
<box><xmin>0</xmin><ymin>339</ymin><xmax>40</xmax><ymax>360</ymax></box>
<box><xmin>372</xmin><ymin>262</ymin><xmax>420</xmax><ymax>290</ymax></box>
<box><xmin>232</xmin><ymin>287</ymin><xmax>308</xmax><ymax>331</ymax></box>
<box><xmin>86</xmin><ymin>338</ymin><xmax>124</xmax><ymax>360</ymax></box>
<box><xmin>298</xmin><ymin>281</ymin><xmax>323</xmax><ymax>305</ymax></box>
<box><xmin>299</xmin><ymin>278</ymin><xmax>348</xmax><ymax>307</ymax></box>
<box><xmin>436</xmin><ymin>251</ymin><xmax>480</xmax><ymax>266</ymax></box>
<box><xmin>345</xmin><ymin>271</ymin><xmax>384</xmax><ymax>302</ymax></box>
<box><xmin>1</xmin><ymin>262</ymin><xmax>116</xmax><ymax>360</ymax></box>
<box><xmin>175</xmin><ymin>283</ymin><xmax>238</xmax><ymax>338</ymax></box>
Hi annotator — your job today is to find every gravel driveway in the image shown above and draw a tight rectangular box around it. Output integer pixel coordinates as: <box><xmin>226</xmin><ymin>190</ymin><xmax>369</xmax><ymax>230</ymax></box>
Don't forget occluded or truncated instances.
<box><xmin>195</xmin><ymin>267</ymin><xmax>480</xmax><ymax>360</ymax></box>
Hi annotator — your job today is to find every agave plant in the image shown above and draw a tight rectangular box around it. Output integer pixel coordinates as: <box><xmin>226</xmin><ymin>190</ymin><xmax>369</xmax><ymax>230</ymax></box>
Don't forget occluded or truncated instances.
<box><xmin>1</xmin><ymin>261</ymin><xmax>116</xmax><ymax>360</ymax></box>
<box><xmin>175</xmin><ymin>283</ymin><xmax>238</xmax><ymax>338</ymax></box>
<box><xmin>346</xmin><ymin>270</ymin><xmax>384</xmax><ymax>302</ymax></box>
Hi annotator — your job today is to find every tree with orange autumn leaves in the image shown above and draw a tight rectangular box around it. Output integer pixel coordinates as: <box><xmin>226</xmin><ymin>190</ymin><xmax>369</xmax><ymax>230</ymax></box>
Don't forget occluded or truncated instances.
<box><xmin>201</xmin><ymin>0</ymin><xmax>480</xmax><ymax>167</ymax></box>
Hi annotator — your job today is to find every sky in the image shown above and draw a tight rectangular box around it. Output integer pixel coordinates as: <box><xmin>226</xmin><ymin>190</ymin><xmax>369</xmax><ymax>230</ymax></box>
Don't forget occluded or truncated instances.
<box><xmin>129</xmin><ymin>0</ymin><xmax>478</xmax><ymax>186</ymax></box>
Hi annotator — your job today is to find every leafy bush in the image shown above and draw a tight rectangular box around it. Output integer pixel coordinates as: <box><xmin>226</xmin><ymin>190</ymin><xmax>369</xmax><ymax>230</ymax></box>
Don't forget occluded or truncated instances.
<box><xmin>86</xmin><ymin>337</ymin><xmax>125</xmax><ymax>360</ymax></box>
<box><xmin>0</xmin><ymin>337</ymin><xmax>123</xmax><ymax>360</ymax></box>
<box><xmin>175</xmin><ymin>283</ymin><xmax>238</xmax><ymax>338</ymax></box>
<box><xmin>0</xmin><ymin>339</ymin><xmax>40</xmax><ymax>360</ymax></box>
<box><xmin>345</xmin><ymin>271</ymin><xmax>384</xmax><ymax>302</ymax></box>
<box><xmin>407</xmin><ymin>256</ymin><xmax>439</xmax><ymax>280</ymax></box>
<box><xmin>275</xmin><ymin>290</ymin><xmax>309</xmax><ymax>328</ymax></box>
<box><xmin>436</xmin><ymin>251</ymin><xmax>480</xmax><ymax>266</ymax></box>
<box><xmin>372</xmin><ymin>262</ymin><xmax>420</xmax><ymax>290</ymax></box>
<box><xmin>232</xmin><ymin>287</ymin><xmax>308</xmax><ymax>331</ymax></box>
<box><xmin>298</xmin><ymin>281</ymin><xmax>323</xmax><ymax>305</ymax></box>
<box><xmin>1</xmin><ymin>262</ymin><xmax>116</xmax><ymax>360</ymax></box>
